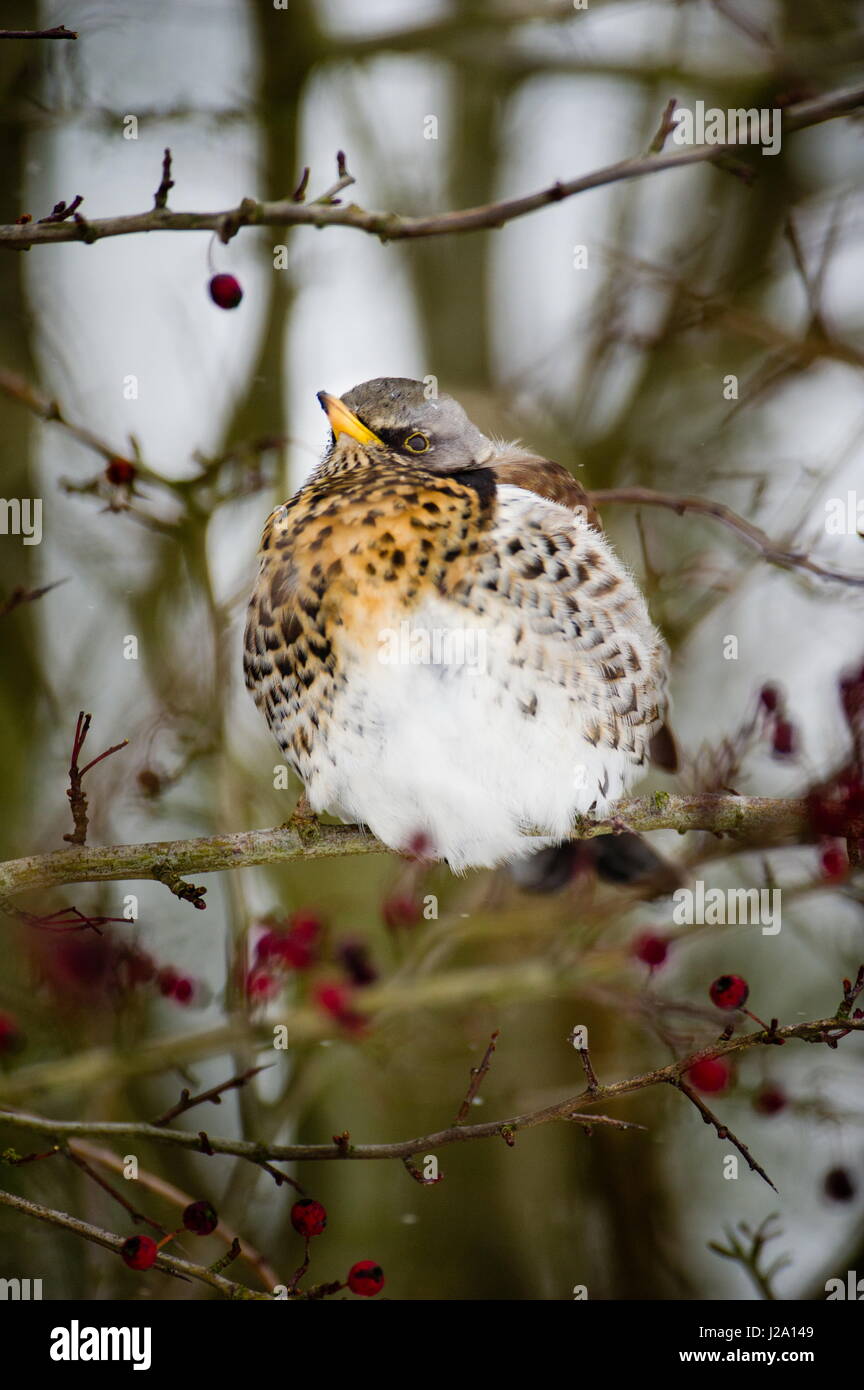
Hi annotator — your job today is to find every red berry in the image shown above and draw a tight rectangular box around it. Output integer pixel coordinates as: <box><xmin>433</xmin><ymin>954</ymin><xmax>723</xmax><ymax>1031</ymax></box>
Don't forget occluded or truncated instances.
<box><xmin>289</xmin><ymin>910</ymin><xmax>323</xmax><ymax>943</ymax></box>
<box><xmin>247</xmin><ymin>969</ymin><xmax>277</xmax><ymax>1001</ymax></box>
<box><xmin>347</xmin><ymin>1260</ymin><xmax>385</xmax><ymax>1296</ymax></box>
<box><xmin>314</xmin><ymin>982</ymin><xmax>365</xmax><ymax>1033</ymax></box>
<box><xmin>820</xmin><ymin>843</ymin><xmax>847</xmax><ymax>881</ymax></box>
<box><xmin>183</xmin><ymin>1200</ymin><xmax>218</xmax><ymax>1235</ymax></box>
<box><xmin>157</xmin><ymin>967</ymin><xmax>179</xmax><ymax>997</ymax></box>
<box><xmin>709</xmin><ymin>974</ymin><xmax>750</xmax><ymax>1010</ymax></box>
<box><xmin>291</xmin><ymin>1198</ymin><xmax>327</xmax><ymax>1238</ymax></box>
<box><xmin>632</xmin><ymin>932</ymin><xmax>668</xmax><ymax>968</ymax></box>
<box><xmin>687</xmin><ymin>1057</ymin><xmax>731</xmax><ymax>1093</ymax></box>
<box><xmin>753</xmin><ymin>1085</ymin><xmax>786</xmax><ymax>1116</ymax></box>
<box><xmin>824</xmin><ymin>1166</ymin><xmax>856</xmax><ymax>1202</ymax></box>
<box><xmin>772</xmin><ymin>720</ymin><xmax>796</xmax><ymax>757</ymax></box>
<box><xmin>275</xmin><ymin>934</ymin><xmax>314</xmax><ymax>970</ymax></box>
<box><xmin>0</xmin><ymin>1011</ymin><xmax>24</xmax><ymax>1055</ymax></box>
<box><xmin>382</xmin><ymin>894</ymin><xmax>422</xmax><ymax>930</ymax></box>
<box><xmin>105</xmin><ymin>457</ymin><xmax>135</xmax><ymax>486</ymax></box>
<box><xmin>209</xmin><ymin>273</ymin><xmax>243</xmax><ymax>309</ymax></box>
<box><xmin>173</xmin><ymin>977</ymin><xmax>194</xmax><ymax>1004</ymax></box>
<box><xmin>759</xmin><ymin>684</ymin><xmax>781</xmax><ymax>713</ymax></box>
<box><xmin>121</xmin><ymin>1235</ymin><xmax>158</xmax><ymax>1270</ymax></box>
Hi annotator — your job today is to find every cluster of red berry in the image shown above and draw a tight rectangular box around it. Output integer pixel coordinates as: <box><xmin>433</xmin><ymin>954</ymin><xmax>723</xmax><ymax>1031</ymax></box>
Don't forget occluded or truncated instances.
<box><xmin>806</xmin><ymin>661</ymin><xmax>864</xmax><ymax>881</ymax></box>
<box><xmin>759</xmin><ymin>683</ymin><xmax>797</xmax><ymax>758</ymax></box>
<box><xmin>247</xmin><ymin>910</ymin><xmax>374</xmax><ymax>1033</ymax></box>
<box><xmin>121</xmin><ymin>1199</ymin><xmax>219</xmax><ymax>1270</ymax></box>
<box><xmin>32</xmin><ymin>932</ymin><xmax>202</xmax><ymax>1009</ymax></box>
<box><xmin>290</xmin><ymin>1197</ymin><xmax>385</xmax><ymax>1297</ymax></box>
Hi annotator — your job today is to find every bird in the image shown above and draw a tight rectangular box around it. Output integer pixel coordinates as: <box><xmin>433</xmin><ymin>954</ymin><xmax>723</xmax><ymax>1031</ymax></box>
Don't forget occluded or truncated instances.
<box><xmin>244</xmin><ymin>378</ymin><xmax>674</xmax><ymax>878</ymax></box>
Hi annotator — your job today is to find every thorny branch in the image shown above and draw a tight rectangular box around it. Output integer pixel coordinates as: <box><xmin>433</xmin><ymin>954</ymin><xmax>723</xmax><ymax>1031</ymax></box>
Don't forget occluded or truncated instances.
<box><xmin>2</xmin><ymin>1003</ymin><xmax>861</xmax><ymax>1182</ymax></box>
<box><xmin>1</xmin><ymin>84</ymin><xmax>862</xmax><ymax>249</ymax></box>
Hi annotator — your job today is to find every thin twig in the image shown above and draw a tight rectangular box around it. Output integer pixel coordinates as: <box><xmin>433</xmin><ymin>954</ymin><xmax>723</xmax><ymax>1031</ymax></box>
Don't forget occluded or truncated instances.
<box><xmin>675</xmin><ymin>1077</ymin><xmax>777</xmax><ymax>1191</ymax></box>
<box><xmin>1</xmin><ymin>83</ymin><xmax>861</xmax><ymax>249</ymax></box>
<box><xmin>152</xmin><ymin>1065</ymin><xmax>272</xmax><ymax>1126</ymax></box>
<box><xmin>454</xmin><ymin>1030</ymin><xmax>499</xmax><ymax>1125</ymax></box>
<box><xmin>153</xmin><ymin>148</ymin><xmax>174</xmax><ymax>210</ymax></box>
<box><xmin>590</xmin><ymin>487</ymin><xmax>864</xmax><ymax>589</ymax></box>
<box><xmin>61</xmin><ymin>711</ymin><xmax>128</xmax><ymax>847</ymax></box>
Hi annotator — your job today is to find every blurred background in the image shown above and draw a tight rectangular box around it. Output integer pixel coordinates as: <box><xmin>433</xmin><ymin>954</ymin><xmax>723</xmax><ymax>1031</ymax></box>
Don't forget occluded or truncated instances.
<box><xmin>0</xmin><ymin>0</ymin><xmax>863</xmax><ymax>1300</ymax></box>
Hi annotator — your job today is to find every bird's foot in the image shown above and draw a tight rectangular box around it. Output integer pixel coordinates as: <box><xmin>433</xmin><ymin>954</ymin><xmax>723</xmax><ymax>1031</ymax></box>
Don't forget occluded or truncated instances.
<box><xmin>283</xmin><ymin>793</ymin><xmax>322</xmax><ymax>846</ymax></box>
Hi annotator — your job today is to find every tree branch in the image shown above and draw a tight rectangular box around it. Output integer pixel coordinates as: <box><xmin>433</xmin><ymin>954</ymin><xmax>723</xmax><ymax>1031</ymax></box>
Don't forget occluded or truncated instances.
<box><xmin>0</xmin><ymin>795</ymin><xmax>812</xmax><ymax>906</ymax></box>
<box><xmin>0</xmin><ymin>26</ymin><xmax>77</xmax><ymax>40</ymax></box>
<box><xmin>591</xmin><ymin>487</ymin><xmax>864</xmax><ymax>589</ymax></box>
<box><xmin>0</xmin><ymin>1188</ymin><xmax>270</xmax><ymax>1299</ymax></box>
<box><xmin>2</xmin><ymin>1014</ymin><xmax>860</xmax><ymax>1167</ymax></box>
<box><xmin>1</xmin><ymin>84</ymin><xmax>861</xmax><ymax>250</ymax></box>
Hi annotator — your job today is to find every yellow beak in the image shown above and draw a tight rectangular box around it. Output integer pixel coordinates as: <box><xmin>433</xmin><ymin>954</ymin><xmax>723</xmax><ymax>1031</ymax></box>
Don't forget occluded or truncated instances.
<box><xmin>317</xmin><ymin>391</ymin><xmax>383</xmax><ymax>446</ymax></box>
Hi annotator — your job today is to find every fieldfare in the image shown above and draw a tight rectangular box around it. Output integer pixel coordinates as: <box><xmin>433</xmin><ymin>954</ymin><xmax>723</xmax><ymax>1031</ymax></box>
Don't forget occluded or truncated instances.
<box><xmin>244</xmin><ymin>379</ymin><xmax>672</xmax><ymax>874</ymax></box>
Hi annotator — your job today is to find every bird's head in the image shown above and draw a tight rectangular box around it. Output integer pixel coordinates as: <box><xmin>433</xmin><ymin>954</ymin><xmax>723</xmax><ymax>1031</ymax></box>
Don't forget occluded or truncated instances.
<box><xmin>317</xmin><ymin>377</ymin><xmax>494</xmax><ymax>474</ymax></box>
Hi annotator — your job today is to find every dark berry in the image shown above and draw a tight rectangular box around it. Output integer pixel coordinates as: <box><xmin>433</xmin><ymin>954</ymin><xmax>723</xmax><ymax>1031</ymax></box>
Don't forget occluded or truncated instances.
<box><xmin>687</xmin><ymin>1057</ymin><xmax>731</xmax><ymax>1094</ymax></box>
<box><xmin>709</xmin><ymin>974</ymin><xmax>750</xmax><ymax>1010</ymax></box>
<box><xmin>753</xmin><ymin>1085</ymin><xmax>786</xmax><ymax>1116</ymax></box>
<box><xmin>183</xmin><ymin>1200</ymin><xmax>218</xmax><ymax>1235</ymax></box>
<box><xmin>0</xmin><ymin>1011</ymin><xmax>24</xmax><ymax>1055</ymax></box>
<box><xmin>347</xmin><ymin>1260</ymin><xmax>385</xmax><ymax>1296</ymax></box>
<box><xmin>157</xmin><ymin>967</ymin><xmax>179</xmax><ymax>997</ymax></box>
<box><xmin>121</xmin><ymin>1235</ymin><xmax>158</xmax><ymax>1270</ymax></box>
<box><xmin>173</xmin><ymin>977</ymin><xmax>194</xmax><ymax>1004</ymax></box>
<box><xmin>759</xmin><ymin>684</ymin><xmax>781</xmax><ymax>713</ymax></box>
<box><xmin>772</xmin><ymin>720</ymin><xmax>796</xmax><ymax>757</ymax></box>
<box><xmin>291</xmin><ymin>1198</ymin><xmax>327</xmax><ymax>1238</ymax></box>
<box><xmin>632</xmin><ymin>932</ymin><xmax>668</xmax><ymax>968</ymax></box>
<box><xmin>820</xmin><ymin>843</ymin><xmax>847</xmax><ymax>881</ymax></box>
<box><xmin>824</xmin><ymin>1166</ymin><xmax>856</xmax><ymax>1202</ymax></box>
<box><xmin>209</xmin><ymin>273</ymin><xmax>243</xmax><ymax>309</ymax></box>
<box><xmin>336</xmin><ymin>939</ymin><xmax>378</xmax><ymax>986</ymax></box>
<box><xmin>137</xmin><ymin>769</ymin><xmax>161</xmax><ymax>797</ymax></box>
<box><xmin>105</xmin><ymin>457</ymin><xmax>136</xmax><ymax>486</ymax></box>
<box><xmin>382</xmin><ymin>894</ymin><xmax>422</xmax><ymax>930</ymax></box>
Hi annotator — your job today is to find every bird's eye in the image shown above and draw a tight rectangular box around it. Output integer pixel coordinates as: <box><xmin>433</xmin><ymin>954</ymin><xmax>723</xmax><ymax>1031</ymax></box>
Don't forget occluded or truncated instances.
<box><xmin>404</xmin><ymin>432</ymin><xmax>430</xmax><ymax>453</ymax></box>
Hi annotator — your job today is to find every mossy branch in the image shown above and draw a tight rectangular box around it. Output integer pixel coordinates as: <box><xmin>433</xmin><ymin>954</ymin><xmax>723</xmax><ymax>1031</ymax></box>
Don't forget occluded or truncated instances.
<box><xmin>0</xmin><ymin>794</ymin><xmax>812</xmax><ymax>907</ymax></box>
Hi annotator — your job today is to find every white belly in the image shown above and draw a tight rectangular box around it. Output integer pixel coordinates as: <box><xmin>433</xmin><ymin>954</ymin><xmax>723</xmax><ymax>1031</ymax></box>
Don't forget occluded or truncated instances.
<box><xmin>304</xmin><ymin>595</ymin><xmax>636</xmax><ymax>871</ymax></box>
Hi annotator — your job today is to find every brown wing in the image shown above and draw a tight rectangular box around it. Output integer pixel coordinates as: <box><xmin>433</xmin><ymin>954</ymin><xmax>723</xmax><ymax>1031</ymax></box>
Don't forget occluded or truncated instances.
<box><xmin>488</xmin><ymin>456</ymin><xmax>603</xmax><ymax>531</ymax></box>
